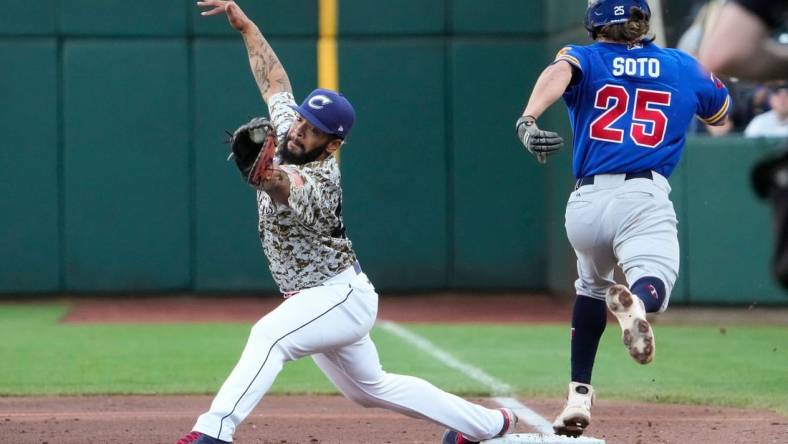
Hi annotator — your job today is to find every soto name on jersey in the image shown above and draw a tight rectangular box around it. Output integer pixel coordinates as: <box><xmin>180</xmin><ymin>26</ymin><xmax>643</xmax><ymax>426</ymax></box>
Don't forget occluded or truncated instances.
<box><xmin>611</xmin><ymin>57</ymin><xmax>660</xmax><ymax>78</ymax></box>
<box><xmin>553</xmin><ymin>41</ymin><xmax>730</xmax><ymax>178</ymax></box>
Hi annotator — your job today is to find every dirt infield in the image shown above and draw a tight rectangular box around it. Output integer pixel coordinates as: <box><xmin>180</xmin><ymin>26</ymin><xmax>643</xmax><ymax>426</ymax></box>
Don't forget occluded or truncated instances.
<box><xmin>60</xmin><ymin>293</ymin><xmax>573</xmax><ymax>324</ymax></box>
<box><xmin>4</xmin><ymin>295</ymin><xmax>786</xmax><ymax>443</ymax></box>
<box><xmin>2</xmin><ymin>395</ymin><xmax>786</xmax><ymax>444</ymax></box>
<box><xmin>59</xmin><ymin>294</ymin><xmax>788</xmax><ymax>325</ymax></box>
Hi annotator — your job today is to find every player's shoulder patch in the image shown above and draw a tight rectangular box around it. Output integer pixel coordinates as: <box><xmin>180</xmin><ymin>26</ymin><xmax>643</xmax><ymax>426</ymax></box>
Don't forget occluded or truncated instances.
<box><xmin>555</xmin><ymin>46</ymin><xmax>573</xmax><ymax>57</ymax></box>
<box><xmin>709</xmin><ymin>72</ymin><xmax>724</xmax><ymax>89</ymax></box>
<box><xmin>554</xmin><ymin>45</ymin><xmax>583</xmax><ymax>70</ymax></box>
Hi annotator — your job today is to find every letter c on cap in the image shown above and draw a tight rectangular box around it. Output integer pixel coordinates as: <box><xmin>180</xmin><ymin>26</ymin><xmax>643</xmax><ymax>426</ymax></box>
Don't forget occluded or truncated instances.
<box><xmin>308</xmin><ymin>95</ymin><xmax>333</xmax><ymax>110</ymax></box>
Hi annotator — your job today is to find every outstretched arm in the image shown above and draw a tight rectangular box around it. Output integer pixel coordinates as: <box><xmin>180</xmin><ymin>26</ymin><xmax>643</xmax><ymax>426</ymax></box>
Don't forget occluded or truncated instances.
<box><xmin>520</xmin><ymin>60</ymin><xmax>573</xmax><ymax>120</ymax></box>
<box><xmin>198</xmin><ymin>1</ymin><xmax>293</xmax><ymax>104</ymax></box>
<box><xmin>514</xmin><ymin>61</ymin><xmax>571</xmax><ymax>163</ymax></box>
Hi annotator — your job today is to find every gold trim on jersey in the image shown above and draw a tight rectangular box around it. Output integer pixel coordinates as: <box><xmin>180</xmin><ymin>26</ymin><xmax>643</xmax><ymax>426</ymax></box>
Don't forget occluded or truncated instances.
<box><xmin>701</xmin><ymin>95</ymin><xmax>730</xmax><ymax>125</ymax></box>
<box><xmin>556</xmin><ymin>54</ymin><xmax>582</xmax><ymax>70</ymax></box>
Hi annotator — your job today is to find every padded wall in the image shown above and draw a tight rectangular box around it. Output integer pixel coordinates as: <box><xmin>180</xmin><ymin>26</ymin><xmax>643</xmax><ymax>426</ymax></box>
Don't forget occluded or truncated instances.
<box><xmin>683</xmin><ymin>137</ymin><xmax>787</xmax><ymax>303</ymax></box>
<box><xmin>0</xmin><ymin>41</ymin><xmax>60</xmax><ymax>292</ymax></box>
<box><xmin>339</xmin><ymin>0</ymin><xmax>446</xmax><ymax>35</ymax></box>
<box><xmin>450</xmin><ymin>39</ymin><xmax>548</xmax><ymax>288</ymax></box>
<box><xmin>191</xmin><ymin>0</ymin><xmax>316</xmax><ymax>36</ymax></box>
<box><xmin>0</xmin><ymin>1</ymin><xmax>56</xmax><ymax>35</ymax></box>
<box><xmin>452</xmin><ymin>0</ymin><xmax>585</xmax><ymax>34</ymax></box>
<box><xmin>59</xmin><ymin>0</ymin><xmax>187</xmax><ymax>35</ymax></box>
<box><xmin>340</xmin><ymin>39</ymin><xmax>449</xmax><ymax>290</ymax></box>
<box><xmin>62</xmin><ymin>41</ymin><xmax>190</xmax><ymax>291</ymax></box>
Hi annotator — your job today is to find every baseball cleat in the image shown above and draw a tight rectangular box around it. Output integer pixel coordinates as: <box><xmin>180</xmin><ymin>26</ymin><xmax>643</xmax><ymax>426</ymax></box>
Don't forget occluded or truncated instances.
<box><xmin>497</xmin><ymin>408</ymin><xmax>518</xmax><ymax>436</ymax></box>
<box><xmin>606</xmin><ymin>284</ymin><xmax>655</xmax><ymax>364</ymax></box>
<box><xmin>553</xmin><ymin>382</ymin><xmax>594</xmax><ymax>438</ymax></box>
<box><xmin>175</xmin><ymin>431</ymin><xmax>230</xmax><ymax>444</ymax></box>
<box><xmin>441</xmin><ymin>408</ymin><xmax>518</xmax><ymax>443</ymax></box>
<box><xmin>441</xmin><ymin>430</ymin><xmax>476</xmax><ymax>444</ymax></box>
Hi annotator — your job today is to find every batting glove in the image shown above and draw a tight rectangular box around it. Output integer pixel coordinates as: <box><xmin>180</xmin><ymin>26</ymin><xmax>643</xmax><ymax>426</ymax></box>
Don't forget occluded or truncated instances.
<box><xmin>516</xmin><ymin>115</ymin><xmax>564</xmax><ymax>163</ymax></box>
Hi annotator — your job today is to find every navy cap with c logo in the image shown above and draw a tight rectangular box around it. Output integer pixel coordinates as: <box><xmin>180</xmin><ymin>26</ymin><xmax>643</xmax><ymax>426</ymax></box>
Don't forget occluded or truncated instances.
<box><xmin>288</xmin><ymin>88</ymin><xmax>356</xmax><ymax>139</ymax></box>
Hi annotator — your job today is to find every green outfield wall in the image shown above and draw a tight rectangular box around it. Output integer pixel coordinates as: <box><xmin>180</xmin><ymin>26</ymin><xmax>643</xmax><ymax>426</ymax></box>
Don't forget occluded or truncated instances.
<box><xmin>0</xmin><ymin>1</ymin><xmax>785</xmax><ymax>304</ymax></box>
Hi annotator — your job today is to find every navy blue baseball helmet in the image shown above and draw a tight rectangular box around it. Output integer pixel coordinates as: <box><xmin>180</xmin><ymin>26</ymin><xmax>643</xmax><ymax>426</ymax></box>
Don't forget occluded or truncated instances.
<box><xmin>584</xmin><ymin>0</ymin><xmax>652</xmax><ymax>38</ymax></box>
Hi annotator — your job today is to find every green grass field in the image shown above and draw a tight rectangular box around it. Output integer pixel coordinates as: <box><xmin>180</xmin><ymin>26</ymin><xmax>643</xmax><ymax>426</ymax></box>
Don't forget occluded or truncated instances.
<box><xmin>1</xmin><ymin>304</ymin><xmax>786</xmax><ymax>415</ymax></box>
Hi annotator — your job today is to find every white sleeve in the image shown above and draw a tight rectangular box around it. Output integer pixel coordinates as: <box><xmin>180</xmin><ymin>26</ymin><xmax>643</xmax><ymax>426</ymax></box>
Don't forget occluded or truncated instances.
<box><xmin>267</xmin><ymin>91</ymin><xmax>297</xmax><ymax>144</ymax></box>
<box><xmin>744</xmin><ymin>121</ymin><xmax>756</xmax><ymax>138</ymax></box>
<box><xmin>744</xmin><ymin>114</ymin><xmax>765</xmax><ymax>138</ymax></box>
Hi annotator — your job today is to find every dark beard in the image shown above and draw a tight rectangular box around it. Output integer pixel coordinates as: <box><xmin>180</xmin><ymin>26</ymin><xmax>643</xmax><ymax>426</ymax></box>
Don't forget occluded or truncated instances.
<box><xmin>277</xmin><ymin>139</ymin><xmax>329</xmax><ymax>165</ymax></box>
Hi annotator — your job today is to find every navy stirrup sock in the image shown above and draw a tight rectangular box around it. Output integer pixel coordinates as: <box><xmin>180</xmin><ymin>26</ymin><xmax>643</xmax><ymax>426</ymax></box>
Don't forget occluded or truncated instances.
<box><xmin>630</xmin><ymin>277</ymin><xmax>666</xmax><ymax>313</ymax></box>
<box><xmin>570</xmin><ymin>295</ymin><xmax>608</xmax><ymax>384</ymax></box>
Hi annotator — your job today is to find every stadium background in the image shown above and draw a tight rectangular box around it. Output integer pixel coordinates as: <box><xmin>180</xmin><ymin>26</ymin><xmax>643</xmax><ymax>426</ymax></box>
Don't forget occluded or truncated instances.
<box><xmin>1</xmin><ymin>0</ymin><xmax>786</xmax><ymax>305</ymax></box>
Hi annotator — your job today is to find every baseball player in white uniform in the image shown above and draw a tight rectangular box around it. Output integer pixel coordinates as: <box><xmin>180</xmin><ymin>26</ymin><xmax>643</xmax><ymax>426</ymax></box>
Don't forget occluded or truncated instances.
<box><xmin>177</xmin><ymin>2</ymin><xmax>517</xmax><ymax>444</ymax></box>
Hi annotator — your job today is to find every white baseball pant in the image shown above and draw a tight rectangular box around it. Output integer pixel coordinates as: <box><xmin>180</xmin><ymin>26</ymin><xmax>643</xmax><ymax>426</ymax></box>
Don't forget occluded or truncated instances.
<box><xmin>564</xmin><ymin>171</ymin><xmax>680</xmax><ymax>312</ymax></box>
<box><xmin>193</xmin><ymin>265</ymin><xmax>504</xmax><ymax>442</ymax></box>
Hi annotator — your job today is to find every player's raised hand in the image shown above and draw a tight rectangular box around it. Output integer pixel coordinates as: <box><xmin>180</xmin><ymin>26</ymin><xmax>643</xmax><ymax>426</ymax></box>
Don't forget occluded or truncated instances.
<box><xmin>197</xmin><ymin>1</ymin><xmax>251</xmax><ymax>33</ymax></box>
<box><xmin>515</xmin><ymin>115</ymin><xmax>564</xmax><ymax>164</ymax></box>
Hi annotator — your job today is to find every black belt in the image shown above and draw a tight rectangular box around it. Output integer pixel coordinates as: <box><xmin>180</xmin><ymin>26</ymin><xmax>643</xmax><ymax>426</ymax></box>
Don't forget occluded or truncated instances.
<box><xmin>575</xmin><ymin>171</ymin><xmax>653</xmax><ymax>190</ymax></box>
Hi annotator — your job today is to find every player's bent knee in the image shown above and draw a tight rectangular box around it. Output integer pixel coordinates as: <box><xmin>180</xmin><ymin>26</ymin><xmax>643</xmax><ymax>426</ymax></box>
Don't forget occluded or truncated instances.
<box><xmin>248</xmin><ymin>320</ymin><xmax>275</xmax><ymax>342</ymax></box>
<box><xmin>249</xmin><ymin>317</ymin><xmax>290</xmax><ymax>341</ymax></box>
<box><xmin>246</xmin><ymin>320</ymin><xmax>293</xmax><ymax>356</ymax></box>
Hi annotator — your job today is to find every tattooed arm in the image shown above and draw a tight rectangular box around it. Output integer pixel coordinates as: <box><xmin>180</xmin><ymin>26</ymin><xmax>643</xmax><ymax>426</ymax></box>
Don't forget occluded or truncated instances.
<box><xmin>241</xmin><ymin>26</ymin><xmax>293</xmax><ymax>103</ymax></box>
<box><xmin>198</xmin><ymin>1</ymin><xmax>293</xmax><ymax>103</ymax></box>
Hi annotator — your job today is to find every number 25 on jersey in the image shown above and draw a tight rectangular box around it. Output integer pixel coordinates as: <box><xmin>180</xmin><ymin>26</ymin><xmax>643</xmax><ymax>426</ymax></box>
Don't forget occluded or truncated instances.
<box><xmin>590</xmin><ymin>84</ymin><xmax>671</xmax><ymax>148</ymax></box>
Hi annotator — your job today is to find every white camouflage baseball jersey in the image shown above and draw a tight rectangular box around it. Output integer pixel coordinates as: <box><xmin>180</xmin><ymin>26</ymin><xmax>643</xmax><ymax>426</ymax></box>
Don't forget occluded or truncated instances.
<box><xmin>257</xmin><ymin>92</ymin><xmax>356</xmax><ymax>293</ymax></box>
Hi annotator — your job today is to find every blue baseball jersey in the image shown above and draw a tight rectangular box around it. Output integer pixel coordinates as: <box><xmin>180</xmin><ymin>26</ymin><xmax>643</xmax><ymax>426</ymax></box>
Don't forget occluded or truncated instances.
<box><xmin>554</xmin><ymin>40</ymin><xmax>730</xmax><ymax>178</ymax></box>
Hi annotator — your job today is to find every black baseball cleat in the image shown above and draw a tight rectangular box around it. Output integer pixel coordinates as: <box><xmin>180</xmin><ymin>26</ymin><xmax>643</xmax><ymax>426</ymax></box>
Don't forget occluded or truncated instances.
<box><xmin>176</xmin><ymin>431</ymin><xmax>230</xmax><ymax>444</ymax></box>
<box><xmin>441</xmin><ymin>408</ymin><xmax>517</xmax><ymax>443</ymax></box>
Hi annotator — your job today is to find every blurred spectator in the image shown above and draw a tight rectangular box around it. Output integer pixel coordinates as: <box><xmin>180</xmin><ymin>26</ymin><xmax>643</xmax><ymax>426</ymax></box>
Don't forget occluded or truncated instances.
<box><xmin>676</xmin><ymin>1</ymin><xmax>736</xmax><ymax>136</ymax></box>
<box><xmin>745</xmin><ymin>82</ymin><xmax>788</xmax><ymax>138</ymax></box>
<box><xmin>699</xmin><ymin>0</ymin><xmax>788</xmax><ymax>290</ymax></box>
<box><xmin>677</xmin><ymin>0</ymin><xmax>725</xmax><ymax>56</ymax></box>
<box><xmin>726</xmin><ymin>82</ymin><xmax>769</xmax><ymax>130</ymax></box>
<box><xmin>699</xmin><ymin>0</ymin><xmax>788</xmax><ymax>81</ymax></box>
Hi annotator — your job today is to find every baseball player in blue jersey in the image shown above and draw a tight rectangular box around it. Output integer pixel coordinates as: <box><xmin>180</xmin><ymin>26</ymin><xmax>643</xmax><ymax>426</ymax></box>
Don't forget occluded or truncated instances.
<box><xmin>515</xmin><ymin>0</ymin><xmax>730</xmax><ymax>437</ymax></box>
